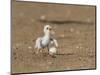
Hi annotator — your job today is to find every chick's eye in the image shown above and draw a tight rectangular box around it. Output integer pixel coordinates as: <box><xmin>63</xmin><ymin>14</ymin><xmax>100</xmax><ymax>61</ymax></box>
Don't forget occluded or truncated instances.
<box><xmin>47</xmin><ymin>27</ymin><xmax>48</xmax><ymax>30</ymax></box>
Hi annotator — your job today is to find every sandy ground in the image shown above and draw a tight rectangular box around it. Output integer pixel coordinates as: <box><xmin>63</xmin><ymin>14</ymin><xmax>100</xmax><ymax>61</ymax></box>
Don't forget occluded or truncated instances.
<box><xmin>12</xmin><ymin>0</ymin><xmax>96</xmax><ymax>74</ymax></box>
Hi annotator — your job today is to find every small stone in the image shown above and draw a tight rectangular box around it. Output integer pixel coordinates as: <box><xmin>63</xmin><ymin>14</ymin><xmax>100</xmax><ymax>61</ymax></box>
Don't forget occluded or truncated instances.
<box><xmin>70</xmin><ymin>28</ymin><xmax>74</xmax><ymax>32</ymax></box>
<box><xmin>79</xmin><ymin>57</ymin><xmax>82</xmax><ymax>60</ymax></box>
<box><xmin>28</xmin><ymin>46</ymin><xmax>32</xmax><ymax>49</ymax></box>
<box><xmin>87</xmin><ymin>18</ymin><xmax>91</xmax><ymax>22</ymax></box>
<box><xmin>60</xmin><ymin>34</ymin><xmax>65</xmax><ymax>38</ymax></box>
<box><xmin>14</xmin><ymin>56</ymin><xmax>17</xmax><ymax>60</ymax></box>
<box><xmin>13</xmin><ymin>52</ymin><xmax>16</xmax><ymax>55</ymax></box>
<box><xmin>48</xmin><ymin>61</ymin><xmax>53</xmax><ymax>65</ymax></box>
<box><xmin>16</xmin><ymin>43</ymin><xmax>21</xmax><ymax>47</ymax></box>
<box><xmin>16</xmin><ymin>47</ymin><xmax>18</xmax><ymax>50</ymax></box>
<box><xmin>76</xmin><ymin>46</ymin><xmax>79</xmax><ymax>49</ymax></box>
<box><xmin>40</xmin><ymin>15</ymin><xmax>46</xmax><ymax>20</ymax></box>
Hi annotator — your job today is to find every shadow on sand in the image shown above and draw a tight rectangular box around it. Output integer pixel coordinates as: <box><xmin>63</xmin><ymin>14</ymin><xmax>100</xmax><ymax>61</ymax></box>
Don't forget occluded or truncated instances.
<box><xmin>38</xmin><ymin>19</ymin><xmax>94</xmax><ymax>25</ymax></box>
<box><xmin>56</xmin><ymin>53</ymin><xmax>74</xmax><ymax>56</ymax></box>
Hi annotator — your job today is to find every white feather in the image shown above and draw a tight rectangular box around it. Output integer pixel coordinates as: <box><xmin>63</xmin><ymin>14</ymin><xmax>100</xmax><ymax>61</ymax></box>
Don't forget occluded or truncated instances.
<box><xmin>34</xmin><ymin>25</ymin><xmax>58</xmax><ymax>54</ymax></box>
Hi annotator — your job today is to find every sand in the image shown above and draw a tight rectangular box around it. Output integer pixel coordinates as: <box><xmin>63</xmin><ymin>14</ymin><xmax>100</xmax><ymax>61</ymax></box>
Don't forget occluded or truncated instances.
<box><xmin>12</xmin><ymin>0</ymin><xmax>96</xmax><ymax>74</ymax></box>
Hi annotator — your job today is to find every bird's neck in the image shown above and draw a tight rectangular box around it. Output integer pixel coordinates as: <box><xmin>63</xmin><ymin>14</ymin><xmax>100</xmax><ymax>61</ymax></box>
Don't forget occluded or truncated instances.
<box><xmin>44</xmin><ymin>33</ymin><xmax>51</xmax><ymax>38</ymax></box>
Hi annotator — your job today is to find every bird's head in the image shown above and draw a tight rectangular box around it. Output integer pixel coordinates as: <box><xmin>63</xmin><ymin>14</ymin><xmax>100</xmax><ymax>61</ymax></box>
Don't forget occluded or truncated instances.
<box><xmin>44</xmin><ymin>25</ymin><xmax>55</xmax><ymax>36</ymax></box>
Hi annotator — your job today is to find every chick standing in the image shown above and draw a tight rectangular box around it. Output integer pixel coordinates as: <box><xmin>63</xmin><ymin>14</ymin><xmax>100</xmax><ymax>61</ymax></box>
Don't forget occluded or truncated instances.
<box><xmin>34</xmin><ymin>25</ymin><xmax>58</xmax><ymax>56</ymax></box>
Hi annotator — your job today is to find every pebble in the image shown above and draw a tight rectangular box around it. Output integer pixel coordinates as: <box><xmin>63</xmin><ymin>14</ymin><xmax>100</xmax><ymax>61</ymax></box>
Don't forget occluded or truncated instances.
<box><xmin>60</xmin><ymin>34</ymin><xmax>65</xmax><ymax>38</ymax></box>
<box><xmin>70</xmin><ymin>28</ymin><xmax>74</xmax><ymax>32</ymax></box>
<box><xmin>76</xmin><ymin>45</ymin><xmax>83</xmax><ymax>49</ymax></box>
<box><xmin>13</xmin><ymin>52</ymin><xmax>16</xmax><ymax>55</ymax></box>
<box><xmin>76</xmin><ymin>46</ymin><xmax>80</xmax><ymax>49</ymax></box>
<box><xmin>79</xmin><ymin>57</ymin><xmax>82</xmax><ymax>60</ymax></box>
<box><xmin>40</xmin><ymin>15</ymin><xmax>46</xmax><ymax>20</ymax></box>
<box><xmin>48</xmin><ymin>61</ymin><xmax>53</xmax><ymax>65</ymax></box>
<box><xmin>14</xmin><ymin>56</ymin><xmax>17</xmax><ymax>60</ymax></box>
<box><xmin>16</xmin><ymin>43</ymin><xmax>21</xmax><ymax>47</ymax></box>
<box><xmin>28</xmin><ymin>46</ymin><xmax>32</xmax><ymax>49</ymax></box>
<box><xmin>12</xmin><ymin>46</ymin><xmax>18</xmax><ymax>50</ymax></box>
<box><xmin>16</xmin><ymin>47</ymin><xmax>18</xmax><ymax>50</ymax></box>
<box><xmin>87</xmin><ymin>18</ymin><xmax>91</xmax><ymax>22</ymax></box>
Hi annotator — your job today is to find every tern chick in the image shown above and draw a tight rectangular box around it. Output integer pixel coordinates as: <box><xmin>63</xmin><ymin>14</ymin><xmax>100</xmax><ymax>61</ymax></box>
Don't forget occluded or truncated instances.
<box><xmin>34</xmin><ymin>25</ymin><xmax>58</xmax><ymax>55</ymax></box>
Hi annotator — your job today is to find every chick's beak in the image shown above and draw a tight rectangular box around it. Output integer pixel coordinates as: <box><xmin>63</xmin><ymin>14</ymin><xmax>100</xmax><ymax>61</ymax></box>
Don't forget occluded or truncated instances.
<box><xmin>51</xmin><ymin>29</ymin><xmax>55</xmax><ymax>35</ymax></box>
